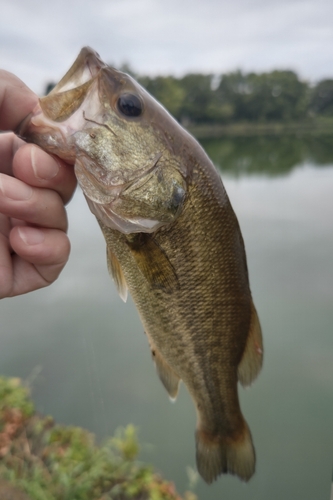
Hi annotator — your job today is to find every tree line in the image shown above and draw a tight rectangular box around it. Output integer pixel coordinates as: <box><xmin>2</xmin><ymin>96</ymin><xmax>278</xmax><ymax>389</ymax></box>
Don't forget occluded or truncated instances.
<box><xmin>45</xmin><ymin>68</ymin><xmax>333</xmax><ymax>125</ymax></box>
<box><xmin>135</xmin><ymin>70</ymin><xmax>333</xmax><ymax>125</ymax></box>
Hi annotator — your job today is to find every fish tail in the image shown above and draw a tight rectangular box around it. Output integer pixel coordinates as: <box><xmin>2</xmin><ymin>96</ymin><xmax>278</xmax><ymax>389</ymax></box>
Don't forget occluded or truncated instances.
<box><xmin>195</xmin><ymin>420</ymin><xmax>255</xmax><ymax>484</ymax></box>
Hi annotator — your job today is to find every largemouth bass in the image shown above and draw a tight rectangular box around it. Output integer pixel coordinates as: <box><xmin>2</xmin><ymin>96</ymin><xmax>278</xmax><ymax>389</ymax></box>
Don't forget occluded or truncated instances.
<box><xmin>19</xmin><ymin>48</ymin><xmax>263</xmax><ymax>484</ymax></box>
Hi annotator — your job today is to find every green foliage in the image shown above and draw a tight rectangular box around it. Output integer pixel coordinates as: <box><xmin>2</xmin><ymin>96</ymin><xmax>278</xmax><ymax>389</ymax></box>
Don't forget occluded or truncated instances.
<box><xmin>178</xmin><ymin>74</ymin><xmax>214</xmax><ymax>123</ymax></box>
<box><xmin>0</xmin><ymin>376</ymin><xmax>34</xmax><ymax>423</ymax></box>
<box><xmin>136</xmin><ymin>69</ymin><xmax>313</xmax><ymax>124</ymax></box>
<box><xmin>215</xmin><ymin>70</ymin><xmax>309</xmax><ymax>122</ymax></box>
<box><xmin>138</xmin><ymin>76</ymin><xmax>185</xmax><ymax>119</ymax></box>
<box><xmin>310</xmin><ymin>79</ymin><xmax>333</xmax><ymax>116</ymax></box>
<box><xmin>0</xmin><ymin>377</ymin><xmax>195</xmax><ymax>500</ymax></box>
<box><xmin>111</xmin><ymin>425</ymin><xmax>140</xmax><ymax>461</ymax></box>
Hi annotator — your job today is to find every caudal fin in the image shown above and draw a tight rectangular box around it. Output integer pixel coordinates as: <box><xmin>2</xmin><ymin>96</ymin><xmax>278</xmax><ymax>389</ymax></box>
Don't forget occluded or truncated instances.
<box><xmin>195</xmin><ymin>421</ymin><xmax>255</xmax><ymax>484</ymax></box>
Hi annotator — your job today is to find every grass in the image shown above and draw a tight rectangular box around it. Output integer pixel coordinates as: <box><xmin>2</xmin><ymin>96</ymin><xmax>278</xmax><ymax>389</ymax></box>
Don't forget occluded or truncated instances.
<box><xmin>0</xmin><ymin>377</ymin><xmax>197</xmax><ymax>500</ymax></box>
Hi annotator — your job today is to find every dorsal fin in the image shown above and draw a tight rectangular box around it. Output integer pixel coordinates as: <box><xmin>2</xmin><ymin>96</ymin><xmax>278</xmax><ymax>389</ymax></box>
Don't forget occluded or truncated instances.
<box><xmin>126</xmin><ymin>233</ymin><xmax>179</xmax><ymax>294</ymax></box>
<box><xmin>237</xmin><ymin>301</ymin><xmax>263</xmax><ymax>386</ymax></box>
<box><xmin>106</xmin><ymin>247</ymin><xmax>128</xmax><ymax>302</ymax></box>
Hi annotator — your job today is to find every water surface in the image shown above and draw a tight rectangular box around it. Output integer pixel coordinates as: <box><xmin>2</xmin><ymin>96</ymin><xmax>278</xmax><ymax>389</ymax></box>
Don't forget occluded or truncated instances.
<box><xmin>1</xmin><ymin>135</ymin><xmax>332</xmax><ymax>499</ymax></box>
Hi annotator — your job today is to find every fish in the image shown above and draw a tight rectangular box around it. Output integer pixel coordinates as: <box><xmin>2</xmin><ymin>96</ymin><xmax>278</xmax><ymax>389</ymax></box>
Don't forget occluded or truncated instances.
<box><xmin>19</xmin><ymin>47</ymin><xmax>263</xmax><ymax>484</ymax></box>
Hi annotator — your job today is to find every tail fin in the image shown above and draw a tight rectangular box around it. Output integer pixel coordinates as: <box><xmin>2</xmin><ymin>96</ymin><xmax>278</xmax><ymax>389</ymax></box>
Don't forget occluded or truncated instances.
<box><xmin>195</xmin><ymin>421</ymin><xmax>255</xmax><ymax>484</ymax></box>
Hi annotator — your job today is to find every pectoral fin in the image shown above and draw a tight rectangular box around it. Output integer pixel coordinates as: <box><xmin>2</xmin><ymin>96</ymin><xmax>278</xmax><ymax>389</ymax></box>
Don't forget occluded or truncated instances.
<box><xmin>126</xmin><ymin>234</ymin><xmax>179</xmax><ymax>293</ymax></box>
<box><xmin>237</xmin><ymin>302</ymin><xmax>263</xmax><ymax>387</ymax></box>
<box><xmin>146</xmin><ymin>333</ymin><xmax>181</xmax><ymax>401</ymax></box>
<box><xmin>106</xmin><ymin>247</ymin><xmax>128</xmax><ymax>302</ymax></box>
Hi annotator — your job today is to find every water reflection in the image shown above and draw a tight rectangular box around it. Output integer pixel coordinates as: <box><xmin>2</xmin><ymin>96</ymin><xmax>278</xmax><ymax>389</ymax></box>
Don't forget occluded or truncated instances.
<box><xmin>0</xmin><ymin>135</ymin><xmax>332</xmax><ymax>500</ymax></box>
<box><xmin>200</xmin><ymin>135</ymin><xmax>333</xmax><ymax>176</ymax></box>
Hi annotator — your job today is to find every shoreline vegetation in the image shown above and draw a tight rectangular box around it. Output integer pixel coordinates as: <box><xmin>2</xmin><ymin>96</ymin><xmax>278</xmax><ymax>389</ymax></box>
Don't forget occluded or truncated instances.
<box><xmin>0</xmin><ymin>377</ymin><xmax>196</xmax><ymax>500</ymax></box>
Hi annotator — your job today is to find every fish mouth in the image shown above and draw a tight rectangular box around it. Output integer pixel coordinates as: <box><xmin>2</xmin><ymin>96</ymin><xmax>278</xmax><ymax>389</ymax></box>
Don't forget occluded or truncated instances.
<box><xmin>19</xmin><ymin>47</ymin><xmax>173</xmax><ymax>234</ymax></box>
<box><xmin>18</xmin><ymin>49</ymin><xmax>111</xmax><ymax>162</ymax></box>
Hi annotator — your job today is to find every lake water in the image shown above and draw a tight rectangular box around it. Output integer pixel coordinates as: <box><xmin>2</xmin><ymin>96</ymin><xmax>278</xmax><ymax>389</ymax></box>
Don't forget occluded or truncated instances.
<box><xmin>1</xmin><ymin>135</ymin><xmax>333</xmax><ymax>499</ymax></box>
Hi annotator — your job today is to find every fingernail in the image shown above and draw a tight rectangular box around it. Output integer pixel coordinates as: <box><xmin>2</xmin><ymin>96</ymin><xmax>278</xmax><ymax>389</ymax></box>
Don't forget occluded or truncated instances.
<box><xmin>31</xmin><ymin>146</ymin><xmax>59</xmax><ymax>180</ymax></box>
<box><xmin>18</xmin><ymin>227</ymin><xmax>45</xmax><ymax>245</ymax></box>
<box><xmin>0</xmin><ymin>174</ymin><xmax>33</xmax><ymax>200</ymax></box>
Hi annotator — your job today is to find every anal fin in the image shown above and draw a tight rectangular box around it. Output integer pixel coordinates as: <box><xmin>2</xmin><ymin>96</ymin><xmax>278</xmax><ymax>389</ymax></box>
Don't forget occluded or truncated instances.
<box><xmin>146</xmin><ymin>333</ymin><xmax>181</xmax><ymax>401</ymax></box>
<box><xmin>107</xmin><ymin>247</ymin><xmax>128</xmax><ymax>302</ymax></box>
<box><xmin>237</xmin><ymin>301</ymin><xmax>263</xmax><ymax>386</ymax></box>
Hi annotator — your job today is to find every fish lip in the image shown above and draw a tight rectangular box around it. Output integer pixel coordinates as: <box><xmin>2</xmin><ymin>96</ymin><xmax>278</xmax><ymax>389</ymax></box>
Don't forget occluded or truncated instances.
<box><xmin>18</xmin><ymin>102</ymin><xmax>80</xmax><ymax>163</ymax></box>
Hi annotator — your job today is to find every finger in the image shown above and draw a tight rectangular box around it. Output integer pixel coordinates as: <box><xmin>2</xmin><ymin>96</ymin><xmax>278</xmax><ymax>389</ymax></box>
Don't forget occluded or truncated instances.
<box><xmin>4</xmin><ymin>226</ymin><xmax>71</xmax><ymax>297</ymax></box>
<box><xmin>0</xmin><ymin>70</ymin><xmax>38</xmax><ymax>131</ymax></box>
<box><xmin>0</xmin><ymin>227</ymin><xmax>12</xmax><ymax>297</ymax></box>
<box><xmin>12</xmin><ymin>143</ymin><xmax>77</xmax><ymax>205</ymax></box>
<box><xmin>0</xmin><ymin>174</ymin><xmax>68</xmax><ymax>232</ymax></box>
<box><xmin>0</xmin><ymin>132</ymin><xmax>25</xmax><ymax>176</ymax></box>
<box><xmin>0</xmin><ymin>212</ymin><xmax>12</xmax><ymax>238</ymax></box>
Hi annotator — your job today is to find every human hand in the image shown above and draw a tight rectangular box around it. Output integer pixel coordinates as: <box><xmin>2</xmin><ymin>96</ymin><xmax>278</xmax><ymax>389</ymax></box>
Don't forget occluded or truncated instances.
<box><xmin>0</xmin><ymin>70</ymin><xmax>77</xmax><ymax>298</ymax></box>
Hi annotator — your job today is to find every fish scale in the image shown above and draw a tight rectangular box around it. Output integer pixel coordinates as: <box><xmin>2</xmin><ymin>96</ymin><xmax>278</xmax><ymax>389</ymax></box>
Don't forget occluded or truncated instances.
<box><xmin>19</xmin><ymin>46</ymin><xmax>263</xmax><ymax>485</ymax></box>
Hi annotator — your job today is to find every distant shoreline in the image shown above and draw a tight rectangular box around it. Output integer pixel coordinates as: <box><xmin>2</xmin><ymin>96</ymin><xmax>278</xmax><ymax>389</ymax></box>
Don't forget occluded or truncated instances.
<box><xmin>187</xmin><ymin>118</ymin><xmax>333</xmax><ymax>139</ymax></box>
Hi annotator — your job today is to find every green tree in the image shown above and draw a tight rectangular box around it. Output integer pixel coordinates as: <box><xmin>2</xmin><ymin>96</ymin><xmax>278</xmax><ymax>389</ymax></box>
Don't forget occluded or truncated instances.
<box><xmin>310</xmin><ymin>79</ymin><xmax>333</xmax><ymax>116</ymax></box>
<box><xmin>248</xmin><ymin>71</ymin><xmax>309</xmax><ymax>121</ymax></box>
<box><xmin>178</xmin><ymin>73</ymin><xmax>215</xmax><ymax>124</ymax></box>
<box><xmin>215</xmin><ymin>71</ymin><xmax>251</xmax><ymax>122</ymax></box>
<box><xmin>216</xmin><ymin>70</ymin><xmax>309</xmax><ymax>122</ymax></box>
<box><xmin>138</xmin><ymin>75</ymin><xmax>185</xmax><ymax>119</ymax></box>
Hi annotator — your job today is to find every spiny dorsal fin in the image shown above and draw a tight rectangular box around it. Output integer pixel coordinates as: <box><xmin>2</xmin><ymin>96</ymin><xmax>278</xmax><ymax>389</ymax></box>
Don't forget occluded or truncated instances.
<box><xmin>237</xmin><ymin>301</ymin><xmax>263</xmax><ymax>387</ymax></box>
<box><xmin>126</xmin><ymin>233</ymin><xmax>179</xmax><ymax>293</ymax></box>
<box><xmin>107</xmin><ymin>247</ymin><xmax>128</xmax><ymax>302</ymax></box>
<box><xmin>146</xmin><ymin>333</ymin><xmax>181</xmax><ymax>401</ymax></box>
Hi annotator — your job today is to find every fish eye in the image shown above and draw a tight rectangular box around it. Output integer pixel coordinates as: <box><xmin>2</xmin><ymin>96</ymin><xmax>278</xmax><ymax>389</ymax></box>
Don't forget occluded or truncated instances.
<box><xmin>117</xmin><ymin>93</ymin><xmax>143</xmax><ymax>117</ymax></box>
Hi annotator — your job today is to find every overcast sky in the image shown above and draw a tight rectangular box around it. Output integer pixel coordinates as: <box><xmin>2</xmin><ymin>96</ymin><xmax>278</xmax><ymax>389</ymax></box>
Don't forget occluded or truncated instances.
<box><xmin>1</xmin><ymin>0</ymin><xmax>333</xmax><ymax>95</ymax></box>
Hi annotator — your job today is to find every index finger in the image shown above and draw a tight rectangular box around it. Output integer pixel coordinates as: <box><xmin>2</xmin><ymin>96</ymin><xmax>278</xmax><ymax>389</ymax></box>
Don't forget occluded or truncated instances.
<box><xmin>0</xmin><ymin>70</ymin><xmax>38</xmax><ymax>131</ymax></box>
<box><xmin>0</xmin><ymin>132</ymin><xmax>25</xmax><ymax>176</ymax></box>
